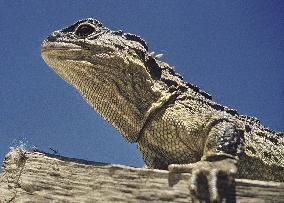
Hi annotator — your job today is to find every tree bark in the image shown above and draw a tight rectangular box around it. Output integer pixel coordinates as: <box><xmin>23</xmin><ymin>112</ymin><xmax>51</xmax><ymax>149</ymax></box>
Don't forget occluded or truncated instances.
<box><xmin>0</xmin><ymin>148</ymin><xmax>283</xmax><ymax>203</ymax></box>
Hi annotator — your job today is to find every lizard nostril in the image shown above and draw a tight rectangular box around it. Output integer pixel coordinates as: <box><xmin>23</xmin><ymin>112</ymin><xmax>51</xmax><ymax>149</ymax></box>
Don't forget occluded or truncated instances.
<box><xmin>51</xmin><ymin>31</ymin><xmax>60</xmax><ymax>37</ymax></box>
<box><xmin>47</xmin><ymin>31</ymin><xmax>61</xmax><ymax>42</ymax></box>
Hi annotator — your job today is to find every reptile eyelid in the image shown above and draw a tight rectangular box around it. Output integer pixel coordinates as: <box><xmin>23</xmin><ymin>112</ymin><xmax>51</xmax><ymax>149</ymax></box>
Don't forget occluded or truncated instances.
<box><xmin>75</xmin><ymin>23</ymin><xmax>96</xmax><ymax>38</ymax></box>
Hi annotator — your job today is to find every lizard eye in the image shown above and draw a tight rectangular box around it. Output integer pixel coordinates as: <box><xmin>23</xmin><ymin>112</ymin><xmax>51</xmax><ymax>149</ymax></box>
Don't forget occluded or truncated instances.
<box><xmin>75</xmin><ymin>24</ymin><xmax>95</xmax><ymax>37</ymax></box>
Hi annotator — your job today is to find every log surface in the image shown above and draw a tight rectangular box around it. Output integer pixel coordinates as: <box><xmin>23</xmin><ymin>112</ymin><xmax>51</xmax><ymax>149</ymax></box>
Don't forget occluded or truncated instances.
<box><xmin>0</xmin><ymin>148</ymin><xmax>283</xmax><ymax>203</ymax></box>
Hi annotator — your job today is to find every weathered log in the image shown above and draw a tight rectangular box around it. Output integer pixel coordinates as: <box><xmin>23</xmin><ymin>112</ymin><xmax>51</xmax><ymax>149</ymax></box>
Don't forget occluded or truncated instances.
<box><xmin>0</xmin><ymin>148</ymin><xmax>283</xmax><ymax>202</ymax></box>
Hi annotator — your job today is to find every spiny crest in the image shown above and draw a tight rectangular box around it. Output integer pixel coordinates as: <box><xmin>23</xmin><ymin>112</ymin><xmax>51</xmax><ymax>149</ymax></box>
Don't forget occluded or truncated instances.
<box><xmin>153</xmin><ymin>58</ymin><xmax>212</xmax><ymax>100</ymax></box>
<box><xmin>150</xmin><ymin>51</ymin><xmax>164</xmax><ymax>59</ymax></box>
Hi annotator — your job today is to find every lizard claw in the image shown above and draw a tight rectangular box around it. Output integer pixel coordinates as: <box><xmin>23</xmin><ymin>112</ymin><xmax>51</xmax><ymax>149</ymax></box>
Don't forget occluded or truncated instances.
<box><xmin>169</xmin><ymin>158</ymin><xmax>237</xmax><ymax>202</ymax></box>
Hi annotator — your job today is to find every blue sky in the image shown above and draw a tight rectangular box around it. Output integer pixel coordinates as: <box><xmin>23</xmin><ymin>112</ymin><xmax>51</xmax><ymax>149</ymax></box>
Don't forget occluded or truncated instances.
<box><xmin>0</xmin><ymin>1</ymin><xmax>283</xmax><ymax>168</ymax></box>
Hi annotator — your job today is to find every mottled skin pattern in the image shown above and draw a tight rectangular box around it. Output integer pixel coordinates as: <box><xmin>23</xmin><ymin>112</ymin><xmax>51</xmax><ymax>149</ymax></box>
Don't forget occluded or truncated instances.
<box><xmin>41</xmin><ymin>19</ymin><xmax>284</xmax><ymax>202</ymax></box>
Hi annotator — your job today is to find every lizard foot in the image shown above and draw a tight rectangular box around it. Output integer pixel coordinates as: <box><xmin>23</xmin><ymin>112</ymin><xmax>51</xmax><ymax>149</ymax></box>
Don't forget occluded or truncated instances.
<box><xmin>169</xmin><ymin>158</ymin><xmax>237</xmax><ymax>202</ymax></box>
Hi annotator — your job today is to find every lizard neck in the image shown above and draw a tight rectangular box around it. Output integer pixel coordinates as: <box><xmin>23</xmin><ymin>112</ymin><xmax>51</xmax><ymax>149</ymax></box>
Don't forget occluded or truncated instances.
<box><xmin>70</xmin><ymin>54</ymin><xmax>171</xmax><ymax>143</ymax></box>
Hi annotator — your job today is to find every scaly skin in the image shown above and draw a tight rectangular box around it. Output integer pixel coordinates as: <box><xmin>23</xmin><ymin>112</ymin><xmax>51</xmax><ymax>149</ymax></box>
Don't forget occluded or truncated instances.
<box><xmin>41</xmin><ymin>18</ymin><xmax>284</xmax><ymax>202</ymax></box>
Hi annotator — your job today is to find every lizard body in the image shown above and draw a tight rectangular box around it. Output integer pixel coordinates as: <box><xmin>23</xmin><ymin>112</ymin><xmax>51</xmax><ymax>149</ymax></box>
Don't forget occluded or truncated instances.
<box><xmin>41</xmin><ymin>19</ymin><xmax>284</xmax><ymax>201</ymax></box>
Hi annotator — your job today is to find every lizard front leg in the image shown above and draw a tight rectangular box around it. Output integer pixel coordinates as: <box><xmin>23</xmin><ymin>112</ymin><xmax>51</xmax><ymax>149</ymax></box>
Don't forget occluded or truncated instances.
<box><xmin>169</xmin><ymin>120</ymin><xmax>244</xmax><ymax>202</ymax></box>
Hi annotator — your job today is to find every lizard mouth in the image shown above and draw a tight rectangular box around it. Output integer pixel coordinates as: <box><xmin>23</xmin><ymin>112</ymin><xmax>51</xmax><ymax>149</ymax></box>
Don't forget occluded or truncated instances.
<box><xmin>41</xmin><ymin>41</ymin><xmax>81</xmax><ymax>53</ymax></box>
<box><xmin>41</xmin><ymin>41</ymin><xmax>86</xmax><ymax>66</ymax></box>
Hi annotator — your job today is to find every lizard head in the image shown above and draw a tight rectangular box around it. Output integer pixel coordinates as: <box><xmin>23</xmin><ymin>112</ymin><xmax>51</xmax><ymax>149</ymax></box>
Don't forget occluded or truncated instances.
<box><xmin>41</xmin><ymin>18</ymin><xmax>169</xmax><ymax>142</ymax></box>
<box><xmin>41</xmin><ymin>18</ymin><xmax>152</xmax><ymax>84</ymax></box>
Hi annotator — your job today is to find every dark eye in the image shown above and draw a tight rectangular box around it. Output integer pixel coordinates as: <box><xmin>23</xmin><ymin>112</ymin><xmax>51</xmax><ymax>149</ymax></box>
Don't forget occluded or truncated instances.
<box><xmin>75</xmin><ymin>24</ymin><xmax>95</xmax><ymax>37</ymax></box>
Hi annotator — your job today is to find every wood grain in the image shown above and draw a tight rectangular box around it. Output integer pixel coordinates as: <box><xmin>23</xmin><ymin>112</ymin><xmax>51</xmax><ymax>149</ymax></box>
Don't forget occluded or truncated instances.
<box><xmin>1</xmin><ymin>148</ymin><xmax>283</xmax><ymax>203</ymax></box>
